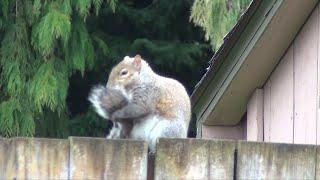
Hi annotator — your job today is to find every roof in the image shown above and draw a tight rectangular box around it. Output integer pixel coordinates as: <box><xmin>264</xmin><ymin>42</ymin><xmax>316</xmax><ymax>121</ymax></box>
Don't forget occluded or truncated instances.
<box><xmin>191</xmin><ymin>0</ymin><xmax>319</xmax><ymax>126</ymax></box>
<box><xmin>191</xmin><ymin>0</ymin><xmax>261</xmax><ymax>106</ymax></box>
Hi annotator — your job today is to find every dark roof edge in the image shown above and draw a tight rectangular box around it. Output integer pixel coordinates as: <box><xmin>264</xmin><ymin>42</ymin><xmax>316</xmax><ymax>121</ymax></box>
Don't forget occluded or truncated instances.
<box><xmin>191</xmin><ymin>0</ymin><xmax>262</xmax><ymax>106</ymax></box>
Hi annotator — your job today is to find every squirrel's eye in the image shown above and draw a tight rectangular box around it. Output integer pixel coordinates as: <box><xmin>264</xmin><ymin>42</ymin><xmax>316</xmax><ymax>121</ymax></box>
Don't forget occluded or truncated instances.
<box><xmin>120</xmin><ymin>69</ymin><xmax>128</xmax><ymax>76</ymax></box>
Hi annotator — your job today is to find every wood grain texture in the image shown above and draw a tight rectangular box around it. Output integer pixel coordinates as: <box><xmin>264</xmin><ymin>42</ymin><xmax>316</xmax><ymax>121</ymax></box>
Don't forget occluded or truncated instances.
<box><xmin>237</xmin><ymin>141</ymin><xmax>316</xmax><ymax>179</ymax></box>
<box><xmin>69</xmin><ymin>137</ymin><xmax>148</xmax><ymax>180</ymax></box>
<box><xmin>154</xmin><ymin>138</ymin><xmax>235</xmax><ymax>180</ymax></box>
<box><xmin>0</xmin><ymin>138</ymin><xmax>10</xmax><ymax>179</ymax></box>
<box><xmin>262</xmin><ymin>4</ymin><xmax>320</xmax><ymax>145</ymax></box>
<box><xmin>294</xmin><ymin>5</ymin><xmax>318</xmax><ymax>144</ymax></box>
<box><xmin>0</xmin><ymin>138</ymin><xmax>69</xmax><ymax>179</ymax></box>
<box><xmin>246</xmin><ymin>89</ymin><xmax>264</xmax><ymax>141</ymax></box>
<box><xmin>27</xmin><ymin>138</ymin><xmax>69</xmax><ymax>179</ymax></box>
<box><xmin>263</xmin><ymin>79</ymin><xmax>271</xmax><ymax>142</ymax></box>
<box><xmin>0</xmin><ymin>138</ymin><xmax>30</xmax><ymax>179</ymax></box>
<box><xmin>1</xmin><ymin>137</ymin><xmax>320</xmax><ymax>179</ymax></box>
<box><xmin>270</xmin><ymin>46</ymin><xmax>294</xmax><ymax>143</ymax></box>
<box><xmin>316</xmin><ymin>146</ymin><xmax>320</xmax><ymax>179</ymax></box>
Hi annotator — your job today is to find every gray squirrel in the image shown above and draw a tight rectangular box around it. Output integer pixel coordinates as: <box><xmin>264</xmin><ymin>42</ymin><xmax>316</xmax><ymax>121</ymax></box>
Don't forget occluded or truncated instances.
<box><xmin>88</xmin><ymin>55</ymin><xmax>191</xmax><ymax>152</ymax></box>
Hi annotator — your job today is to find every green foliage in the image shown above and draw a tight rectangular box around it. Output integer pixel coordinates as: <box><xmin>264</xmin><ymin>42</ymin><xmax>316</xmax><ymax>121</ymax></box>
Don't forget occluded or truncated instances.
<box><xmin>130</xmin><ymin>38</ymin><xmax>207</xmax><ymax>74</ymax></box>
<box><xmin>29</xmin><ymin>59</ymin><xmax>68</xmax><ymax>113</ymax></box>
<box><xmin>68</xmin><ymin>109</ymin><xmax>108</xmax><ymax>137</ymax></box>
<box><xmin>74</xmin><ymin>0</ymin><xmax>117</xmax><ymax>18</ymax></box>
<box><xmin>0</xmin><ymin>98</ymin><xmax>35</xmax><ymax>137</ymax></box>
<box><xmin>32</xmin><ymin>3</ymin><xmax>71</xmax><ymax>56</ymax></box>
<box><xmin>0</xmin><ymin>0</ymin><xmax>113</xmax><ymax>137</ymax></box>
<box><xmin>65</xmin><ymin>17</ymin><xmax>94</xmax><ymax>74</ymax></box>
<box><xmin>34</xmin><ymin>108</ymin><xmax>69</xmax><ymax>138</ymax></box>
<box><xmin>0</xmin><ymin>99</ymin><xmax>21</xmax><ymax>137</ymax></box>
<box><xmin>191</xmin><ymin>0</ymin><xmax>252</xmax><ymax>50</ymax></box>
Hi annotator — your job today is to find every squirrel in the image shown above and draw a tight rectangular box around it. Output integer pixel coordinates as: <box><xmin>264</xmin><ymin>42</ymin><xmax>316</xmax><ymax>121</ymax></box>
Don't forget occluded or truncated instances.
<box><xmin>88</xmin><ymin>55</ymin><xmax>191</xmax><ymax>152</ymax></box>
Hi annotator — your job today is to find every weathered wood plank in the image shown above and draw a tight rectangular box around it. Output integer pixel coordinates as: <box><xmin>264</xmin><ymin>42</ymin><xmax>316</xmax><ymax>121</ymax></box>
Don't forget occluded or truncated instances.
<box><xmin>0</xmin><ymin>138</ymin><xmax>29</xmax><ymax>179</ymax></box>
<box><xmin>0</xmin><ymin>138</ymin><xmax>70</xmax><ymax>179</ymax></box>
<box><xmin>316</xmin><ymin>146</ymin><xmax>320</xmax><ymax>179</ymax></box>
<box><xmin>237</xmin><ymin>141</ymin><xmax>316</xmax><ymax>179</ymax></box>
<box><xmin>0</xmin><ymin>138</ymin><xmax>10</xmax><ymax>179</ymax></box>
<box><xmin>315</xmin><ymin>146</ymin><xmax>320</xmax><ymax>179</ymax></box>
<box><xmin>246</xmin><ymin>89</ymin><xmax>263</xmax><ymax>141</ymax></box>
<box><xmin>27</xmin><ymin>138</ymin><xmax>69</xmax><ymax>179</ymax></box>
<box><xmin>263</xmin><ymin>79</ymin><xmax>271</xmax><ymax>142</ymax></box>
<box><xmin>294</xmin><ymin>4</ymin><xmax>318</xmax><ymax>144</ymax></box>
<box><xmin>155</xmin><ymin>138</ymin><xmax>235</xmax><ymax>180</ymax></box>
<box><xmin>270</xmin><ymin>46</ymin><xmax>294</xmax><ymax>143</ymax></box>
<box><xmin>69</xmin><ymin>137</ymin><xmax>148</xmax><ymax>179</ymax></box>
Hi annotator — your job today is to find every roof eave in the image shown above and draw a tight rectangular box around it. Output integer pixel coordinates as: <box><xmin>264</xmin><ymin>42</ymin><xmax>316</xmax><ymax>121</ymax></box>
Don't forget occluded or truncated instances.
<box><xmin>191</xmin><ymin>0</ymin><xmax>262</xmax><ymax>106</ymax></box>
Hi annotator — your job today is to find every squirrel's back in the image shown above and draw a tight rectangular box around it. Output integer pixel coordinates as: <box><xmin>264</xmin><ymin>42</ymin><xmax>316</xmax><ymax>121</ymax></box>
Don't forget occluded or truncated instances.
<box><xmin>154</xmin><ymin>75</ymin><xmax>191</xmax><ymax>127</ymax></box>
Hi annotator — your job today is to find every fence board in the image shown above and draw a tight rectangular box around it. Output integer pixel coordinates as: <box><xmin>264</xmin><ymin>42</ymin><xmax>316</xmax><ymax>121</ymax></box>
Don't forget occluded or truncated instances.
<box><xmin>28</xmin><ymin>138</ymin><xmax>69</xmax><ymax>179</ymax></box>
<box><xmin>0</xmin><ymin>138</ymin><xmax>69</xmax><ymax>179</ymax></box>
<box><xmin>69</xmin><ymin>137</ymin><xmax>148</xmax><ymax>179</ymax></box>
<box><xmin>316</xmin><ymin>146</ymin><xmax>320</xmax><ymax>179</ymax></box>
<box><xmin>0</xmin><ymin>138</ymin><xmax>10</xmax><ymax>179</ymax></box>
<box><xmin>155</xmin><ymin>138</ymin><xmax>235</xmax><ymax>180</ymax></box>
<box><xmin>1</xmin><ymin>137</ymin><xmax>320</xmax><ymax>179</ymax></box>
<box><xmin>0</xmin><ymin>138</ymin><xmax>29</xmax><ymax>179</ymax></box>
<box><xmin>237</xmin><ymin>141</ymin><xmax>316</xmax><ymax>179</ymax></box>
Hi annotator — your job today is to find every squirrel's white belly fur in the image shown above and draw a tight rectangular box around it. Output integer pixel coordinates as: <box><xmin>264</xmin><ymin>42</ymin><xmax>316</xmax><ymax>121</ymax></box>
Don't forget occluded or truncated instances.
<box><xmin>130</xmin><ymin>116</ymin><xmax>159</xmax><ymax>139</ymax></box>
<box><xmin>129</xmin><ymin>116</ymin><xmax>160</xmax><ymax>152</ymax></box>
<box><xmin>130</xmin><ymin>115</ymin><xmax>187</xmax><ymax>152</ymax></box>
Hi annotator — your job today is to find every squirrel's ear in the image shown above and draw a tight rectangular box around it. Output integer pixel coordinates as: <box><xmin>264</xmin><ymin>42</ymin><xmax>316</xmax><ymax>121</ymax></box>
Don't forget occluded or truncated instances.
<box><xmin>133</xmin><ymin>55</ymin><xmax>142</xmax><ymax>71</ymax></box>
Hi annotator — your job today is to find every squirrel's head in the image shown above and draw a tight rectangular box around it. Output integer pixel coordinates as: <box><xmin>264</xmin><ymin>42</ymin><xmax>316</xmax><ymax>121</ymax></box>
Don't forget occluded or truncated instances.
<box><xmin>107</xmin><ymin>55</ymin><xmax>142</xmax><ymax>90</ymax></box>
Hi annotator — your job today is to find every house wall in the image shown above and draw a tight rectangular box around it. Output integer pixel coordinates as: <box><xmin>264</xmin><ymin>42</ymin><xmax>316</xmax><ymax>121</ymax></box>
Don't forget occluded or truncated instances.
<box><xmin>201</xmin><ymin>117</ymin><xmax>246</xmax><ymax>140</ymax></box>
<box><xmin>261</xmin><ymin>4</ymin><xmax>320</xmax><ymax>144</ymax></box>
<box><xmin>201</xmin><ymin>4</ymin><xmax>320</xmax><ymax>143</ymax></box>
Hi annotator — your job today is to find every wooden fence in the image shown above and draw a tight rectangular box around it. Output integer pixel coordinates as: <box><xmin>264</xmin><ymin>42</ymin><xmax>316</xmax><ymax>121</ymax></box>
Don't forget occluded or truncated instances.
<box><xmin>0</xmin><ymin>137</ymin><xmax>318</xmax><ymax>179</ymax></box>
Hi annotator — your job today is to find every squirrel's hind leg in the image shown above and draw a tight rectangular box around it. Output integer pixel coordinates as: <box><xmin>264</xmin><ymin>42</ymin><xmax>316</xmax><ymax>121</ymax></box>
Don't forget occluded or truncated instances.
<box><xmin>106</xmin><ymin>122</ymin><xmax>122</xmax><ymax>139</ymax></box>
<box><xmin>107</xmin><ymin>122</ymin><xmax>132</xmax><ymax>139</ymax></box>
<box><xmin>148</xmin><ymin>119</ymin><xmax>187</xmax><ymax>153</ymax></box>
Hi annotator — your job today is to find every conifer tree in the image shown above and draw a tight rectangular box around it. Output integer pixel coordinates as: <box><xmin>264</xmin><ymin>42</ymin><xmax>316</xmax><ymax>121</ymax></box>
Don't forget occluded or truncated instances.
<box><xmin>0</xmin><ymin>0</ymin><xmax>115</xmax><ymax>137</ymax></box>
<box><xmin>190</xmin><ymin>0</ymin><xmax>251</xmax><ymax>50</ymax></box>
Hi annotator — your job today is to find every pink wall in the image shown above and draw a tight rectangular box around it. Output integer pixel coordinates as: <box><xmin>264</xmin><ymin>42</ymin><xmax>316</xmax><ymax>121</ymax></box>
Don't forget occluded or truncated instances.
<box><xmin>261</xmin><ymin>5</ymin><xmax>319</xmax><ymax>145</ymax></box>
<box><xmin>201</xmin><ymin>116</ymin><xmax>246</xmax><ymax>140</ymax></box>
<box><xmin>202</xmin><ymin>4</ymin><xmax>320</xmax><ymax>144</ymax></box>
